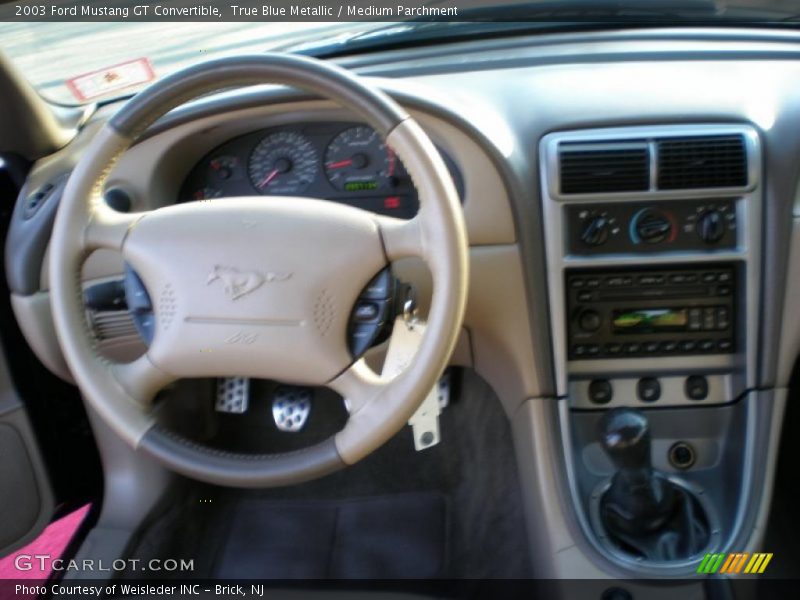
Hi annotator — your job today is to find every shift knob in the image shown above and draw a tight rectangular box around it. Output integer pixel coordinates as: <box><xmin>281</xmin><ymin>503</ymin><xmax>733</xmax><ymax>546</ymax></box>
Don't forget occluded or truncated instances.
<box><xmin>599</xmin><ymin>407</ymin><xmax>651</xmax><ymax>472</ymax></box>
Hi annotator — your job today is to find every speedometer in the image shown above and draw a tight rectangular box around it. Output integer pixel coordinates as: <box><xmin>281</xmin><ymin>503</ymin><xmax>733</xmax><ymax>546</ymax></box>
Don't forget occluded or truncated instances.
<box><xmin>248</xmin><ymin>131</ymin><xmax>318</xmax><ymax>195</ymax></box>
<box><xmin>324</xmin><ymin>126</ymin><xmax>396</xmax><ymax>192</ymax></box>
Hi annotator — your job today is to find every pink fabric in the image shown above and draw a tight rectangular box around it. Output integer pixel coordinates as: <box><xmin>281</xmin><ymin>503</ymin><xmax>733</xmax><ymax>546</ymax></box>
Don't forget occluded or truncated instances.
<box><xmin>0</xmin><ymin>504</ymin><xmax>90</xmax><ymax>580</ymax></box>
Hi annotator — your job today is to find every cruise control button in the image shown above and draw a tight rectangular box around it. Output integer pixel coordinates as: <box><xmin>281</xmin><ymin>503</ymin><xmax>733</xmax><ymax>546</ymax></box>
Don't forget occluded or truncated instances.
<box><xmin>637</xmin><ymin>377</ymin><xmax>661</xmax><ymax>403</ymax></box>
<box><xmin>353</xmin><ymin>301</ymin><xmax>381</xmax><ymax>322</ymax></box>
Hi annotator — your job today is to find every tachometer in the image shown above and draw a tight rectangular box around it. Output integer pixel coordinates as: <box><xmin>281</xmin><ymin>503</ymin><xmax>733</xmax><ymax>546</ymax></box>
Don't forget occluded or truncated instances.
<box><xmin>248</xmin><ymin>131</ymin><xmax>318</xmax><ymax>195</ymax></box>
<box><xmin>324</xmin><ymin>126</ymin><xmax>396</xmax><ymax>192</ymax></box>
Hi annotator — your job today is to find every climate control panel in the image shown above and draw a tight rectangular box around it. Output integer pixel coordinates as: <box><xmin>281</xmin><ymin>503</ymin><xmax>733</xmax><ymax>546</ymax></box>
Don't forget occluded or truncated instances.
<box><xmin>567</xmin><ymin>199</ymin><xmax>737</xmax><ymax>255</ymax></box>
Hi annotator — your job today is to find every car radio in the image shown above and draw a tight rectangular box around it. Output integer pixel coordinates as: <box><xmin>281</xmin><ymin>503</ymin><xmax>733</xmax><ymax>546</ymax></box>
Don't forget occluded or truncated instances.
<box><xmin>566</xmin><ymin>265</ymin><xmax>737</xmax><ymax>360</ymax></box>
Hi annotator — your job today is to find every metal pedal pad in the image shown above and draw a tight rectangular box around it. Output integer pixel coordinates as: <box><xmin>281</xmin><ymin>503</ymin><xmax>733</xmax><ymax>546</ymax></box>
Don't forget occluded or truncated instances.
<box><xmin>215</xmin><ymin>377</ymin><xmax>250</xmax><ymax>414</ymax></box>
<box><xmin>272</xmin><ymin>386</ymin><xmax>312</xmax><ymax>433</ymax></box>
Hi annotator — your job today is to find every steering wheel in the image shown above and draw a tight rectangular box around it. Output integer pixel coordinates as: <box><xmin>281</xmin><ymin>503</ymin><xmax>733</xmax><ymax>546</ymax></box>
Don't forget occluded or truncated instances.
<box><xmin>48</xmin><ymin>54</ymin><xmax>468</xmax><ymax>488</ymax></box>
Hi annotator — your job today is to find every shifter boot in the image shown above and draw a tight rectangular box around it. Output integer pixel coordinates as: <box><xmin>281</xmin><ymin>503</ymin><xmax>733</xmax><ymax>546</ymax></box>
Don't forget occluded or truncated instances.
<box><xmin>598</xmin><ymin>408</ymin><xmax>711</xmax><ymax>561</ymax></box>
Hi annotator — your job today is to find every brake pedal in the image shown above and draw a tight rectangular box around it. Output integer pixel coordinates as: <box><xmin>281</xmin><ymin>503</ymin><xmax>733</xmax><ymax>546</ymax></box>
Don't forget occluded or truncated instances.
<box><xmin>272</xmin><ymin>386</ymin><xmax>312</xmax><ymax>432</ymax></box>
<box><xmin>215</xmin><ymin>377</ymin><xmax>250</xmax><ymax>414</ymax></box>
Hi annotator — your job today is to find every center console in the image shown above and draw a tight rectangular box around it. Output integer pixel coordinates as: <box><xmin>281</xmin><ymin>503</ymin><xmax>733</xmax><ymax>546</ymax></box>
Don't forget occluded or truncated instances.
<box><xmin>539</xmin><ymin>124</ymin><xmax>762</xmax><ymax>575</ymax></box>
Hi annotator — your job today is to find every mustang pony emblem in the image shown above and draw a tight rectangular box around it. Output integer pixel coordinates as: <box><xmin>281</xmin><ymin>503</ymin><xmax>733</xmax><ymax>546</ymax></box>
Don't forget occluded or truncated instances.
<box><xmin>206</xmin><ymin>266</ymin><xmax>291</xmax><ymax>300</ymax></box>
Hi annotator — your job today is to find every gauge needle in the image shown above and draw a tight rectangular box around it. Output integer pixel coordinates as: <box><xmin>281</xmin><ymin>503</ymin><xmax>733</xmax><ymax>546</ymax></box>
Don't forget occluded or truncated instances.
<box><xmin>258</xmin><ymin>169</ymin><xmax>280</xmax><ymax>189</ymax></box>
<box><xmin>327</xmin><ymin>159</ymin><xmax>353</xmax><ymax>169</ymax></box>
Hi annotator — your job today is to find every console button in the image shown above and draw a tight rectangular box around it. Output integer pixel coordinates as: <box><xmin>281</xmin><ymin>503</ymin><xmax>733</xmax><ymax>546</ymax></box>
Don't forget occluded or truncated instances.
<box><xmin>577</xmin><ymin>290</ymin><xmax>593</xmax><ymax>302</ymax></box>
<box><xmin>637</xmin><ymin>377</ymin><xmax>661</xmax><ymax>403</ymax></box>
<box><xmin>572</xmin><ymin>344</ymin><xmax>588</xmax><ymax>357</ymax></box>
<box><xmin>588</xmin><ymin>379</ymin><xmax>613</xmax><ymax>405</ymax></box>
<box><xmin>718</xmin><ymin>339</ymin><xmax>734</xmax><ymax>352</ymax></box>
<box><xmin>586</xmin><ymin>344</ymin><xmax>600</xmax><ymax>355</ymax></box>
<box><xmin>718</xmin><ymin>271</ymin><xmax>732</xmax><ymax>283</ymax></box>
<box><xmin>605</xmin><ymin>343</ymin><xmax>622</xmax><ymax>355</ymax></box>
<box><xmin>643</xmin><ymin>341</ymin><xmax>660</xmax><ymax>353</ymax></box>
<box><xmin>570</xmin><ymin>278</ymin><xmax>585</xmax><ymax>289</ymax></box>
<box><xmin>586</xmin><ymin>278</ymin><xmax>601</xmax><ymax>288</ymax></box>
<box><xmin>702</xmin><ymin>272</ymin><xmax>718</xmax><ymax>283</ymax></box>
<box><xmin>669</xmin><ymin>273</ymin><xmax>689</xmax><ymax>284</ymax></box>
<box><xmin>717</xmin><ymin>285</ymin><xmax>732</xmax><ymax>296</ymax></box>
<box><xmin>679</xmin><ymin>340</ymin><xmax>697</xmax><ymax>352</ymax></box>
<box><xmin>685</xmin><ymin>375</ymin><xmax>709</xmax><ymax>401</ymax></box>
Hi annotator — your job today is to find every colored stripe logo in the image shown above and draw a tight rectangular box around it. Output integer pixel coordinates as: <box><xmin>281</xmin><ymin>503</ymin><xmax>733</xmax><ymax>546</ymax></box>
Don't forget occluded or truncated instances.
<box><xmin>697</xmin><ymin>552</ymin><xmax>773</xmax><ymax>574</ymax></box>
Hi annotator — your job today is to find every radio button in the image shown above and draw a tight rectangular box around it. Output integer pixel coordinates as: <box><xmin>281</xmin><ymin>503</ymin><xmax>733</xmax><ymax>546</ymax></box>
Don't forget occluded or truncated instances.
<box><xmin>588</xmin><ymin>379</ymin><xmax>613</xmax><ymax>405</ymax></box>
<box><xmin>586</xmin><ymin>278</ymin><xmax>601</xmax><ymax>288</ymax></box>
<box><xmin>699</xmin><ymin>339</ymin><xmax>716</xmax><ymax>352</ymax></box>
<box><xmin>716</xmin><ymin>307</ymin><xmax>730</xmax><ymax>329</ymax></box>
<box><xmin>577</xmin><ymin>291</ymin><xmax>593</xmax><ymax>302</ymax></box>
<box><xmin>717</xmin><ymin>285</ymin><xmax>732</xmax><ymax>296</ymax></box>
<box><xmin>570</xmin><ymin>278</ymin><xmax>585</xmax><ymax>288</ymax></box>
<box><xmin>586</xmin><ymin>344</ymin><xmax>600</xmax><ymax>355</ymax></box>
<box><xmin>660</xmin><ymin>340</ymin><xmax>678</xmax><ymax>353</ymax></box>
<box><xmin>643</xmin><ymin>341</ymin><xmax>660</xmax><ymax>353</ymax></box>
<box><xmin>572</xmin><ymin>344</ymin><xmax>589</xmax><ymax>357</ymax></box>
<box><xmin>638</xmin><ymin>274</ymin><xmax>665</xmax><ymax>285</ymax></box>
<box><xmin>702</xmin><ymin>272</ymin><xmax>718</xmax><ymax>283</ymax></box>
<box><xmin>679</xmin><ymin>340</ymin><xmax>697</xmax><ymax>352</ymax></box>
<box><xmin>637</xmin><ymin>377</ymin><xmax>662</xmax><ymax>403</ymax></box>
<box><xmin>718</xmin><ymin>271</ymin><xmax>732</xmax><ymax>283</ymax></box>
<box><xmin>578</xmin><ymin>310</ymin><xmax>602</xmax><ymax>332</ymax></box>
<box><xmin>688</xmin><ymin>308</ymin><xmax>702</xmax><ymax>331</ymax></box>
<box><xmin>703</xmin><ymin>307</ymin><xmax>716</xmax><ymax>330</ymax></box>
<box><xmin>605</xmin><ymin>343</ymin><xmax>622</xmax><ymax>355</ymax></box>
<box><xmin>684</xmin><ymin>273</ymin><xmax>699</xmax><ymax>283</ymax></box>
<box><xmin>669</xmin><ymin>273</ymin><xmax>689</xmax><ymax>284</ymax></box>
<box><xmin>718</xmin><ymin>339</ymin><xmax>734</xmax><ymax>352</ymax></box>
<box><xmin>623</xmin><ymin>342</ymin><xmax>641</xmax><ymax>354</ymax></box>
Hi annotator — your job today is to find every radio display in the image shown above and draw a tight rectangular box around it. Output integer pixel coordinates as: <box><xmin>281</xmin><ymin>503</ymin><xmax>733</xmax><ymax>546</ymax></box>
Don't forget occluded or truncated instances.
<box><xmin>612</xmin><ymin>308</ymin><xmax>688</xmax><ymax>333</ymax></box>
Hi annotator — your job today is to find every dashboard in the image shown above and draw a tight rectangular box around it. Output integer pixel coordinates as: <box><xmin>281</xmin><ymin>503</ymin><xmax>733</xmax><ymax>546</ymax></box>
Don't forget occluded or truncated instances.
<box><xmin>178</xmin><ymin>120</ymin><xmax>464</xmax><ymax>219</ymax></box>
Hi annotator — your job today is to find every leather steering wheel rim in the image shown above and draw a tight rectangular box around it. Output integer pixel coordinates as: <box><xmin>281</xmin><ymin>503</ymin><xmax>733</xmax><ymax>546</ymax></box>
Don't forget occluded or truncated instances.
<box><xmin>48</xmin><ymin>54</ymin><xmax>468</xmax><ymax>488</ymax></box>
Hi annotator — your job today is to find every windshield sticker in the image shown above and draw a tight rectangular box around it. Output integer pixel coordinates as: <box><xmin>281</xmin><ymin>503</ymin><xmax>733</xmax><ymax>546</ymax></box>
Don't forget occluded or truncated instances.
<box><xmin>66</xmin><ymin>58</ymin><xmax>155</xmax><ymax>102</ymax></box>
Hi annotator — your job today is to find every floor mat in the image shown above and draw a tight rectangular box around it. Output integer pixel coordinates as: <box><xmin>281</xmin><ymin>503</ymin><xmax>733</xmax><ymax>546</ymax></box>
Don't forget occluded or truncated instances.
<box><xmin>214</xmin><ymin>493</ymin><xmax>447</xmax><ymax>579</ymax></box>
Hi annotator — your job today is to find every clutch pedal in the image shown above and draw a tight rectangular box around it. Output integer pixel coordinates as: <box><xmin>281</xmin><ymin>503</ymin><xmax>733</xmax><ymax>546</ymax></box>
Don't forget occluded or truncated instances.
<box><xmin>215</xmin><ymin>377</ymin><xmax>250</xmax><ymax>414</ymax></box>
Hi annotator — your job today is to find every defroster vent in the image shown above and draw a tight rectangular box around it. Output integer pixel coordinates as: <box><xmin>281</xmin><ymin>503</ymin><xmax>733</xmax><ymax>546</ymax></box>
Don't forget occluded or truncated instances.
<box><xmin>657</xmin><ymin>135</ymin><xmax>747</xmax><ymax>190</ymax></box>
<box><xmin>559</xmin><ymin>141</ymin><xmax>650</xmax><ymax>194</ymax></box>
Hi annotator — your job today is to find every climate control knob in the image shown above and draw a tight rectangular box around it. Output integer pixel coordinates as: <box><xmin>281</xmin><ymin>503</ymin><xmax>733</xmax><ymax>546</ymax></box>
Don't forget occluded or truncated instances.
<box><xmin>634</xmin><ymin>209</ymin><xmax>673</xmax><ymax>244</ymax></box>
<box><xmin>697</xmin><ymin>210</ymin><xmax>725</xmax><ymax>244</ymax></box>
<box><xmin>580</xmin><ymin>215</ymin><xmax>610</xmax><ymax>247</ymax></box>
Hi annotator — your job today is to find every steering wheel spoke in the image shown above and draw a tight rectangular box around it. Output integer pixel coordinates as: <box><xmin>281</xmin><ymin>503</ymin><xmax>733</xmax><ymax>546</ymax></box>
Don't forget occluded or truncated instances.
<box><xmin>375</xmin><ymin>215</ymin><xmax>426</xmax><ymax>261</ymax></box>
<box><xmin>110</xmin><ymin>353</ymin><xmax>175</xmax><ymax>408</ymax></box>
<box><xmin>328</xmin><ymin>359</ymin><xmax>388</xmax><ymax>414</ymax></box>
<box><xmin>84</xmin><ymin>203</ymin><xmax>143</xmax><ymax>251</ymax></box>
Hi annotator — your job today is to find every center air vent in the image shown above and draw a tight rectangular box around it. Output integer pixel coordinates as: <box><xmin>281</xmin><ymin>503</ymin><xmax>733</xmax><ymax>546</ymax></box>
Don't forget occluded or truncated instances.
<box><xmin>657</xmin><ymin>135</ymin><xmax>747</xmax><ymax>190</ymax></box>
<box><xmin>559</xmin><ymin>141</ymin><xmax>650</xmax><ymax>195</ymax></box>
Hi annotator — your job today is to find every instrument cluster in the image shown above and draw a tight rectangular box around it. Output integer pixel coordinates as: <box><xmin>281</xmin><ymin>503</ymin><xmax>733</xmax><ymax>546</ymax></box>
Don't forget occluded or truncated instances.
<box><xmin>179</xmin><ymin>121</ymin><xmax>464</xmax><ymax>219</ymax></box>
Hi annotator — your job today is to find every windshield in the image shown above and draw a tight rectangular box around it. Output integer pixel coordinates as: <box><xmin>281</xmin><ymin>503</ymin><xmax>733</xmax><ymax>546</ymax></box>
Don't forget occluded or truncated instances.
<box><xmin>1</xmin><ymin>0</ymin><xmax>799</xmax><ymax>105</ymax></box>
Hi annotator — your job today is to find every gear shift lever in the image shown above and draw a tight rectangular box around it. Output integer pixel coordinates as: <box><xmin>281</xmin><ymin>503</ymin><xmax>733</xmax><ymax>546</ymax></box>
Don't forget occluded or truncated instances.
<box><xmin>597</xmin><ymin>407</ymin><xmax>710</xmax><ymax>561</ymax></box>
<box><xmin>599</xmin><ymin>408</ymin><xmax>675</xmax><ymax>536</ymax></box>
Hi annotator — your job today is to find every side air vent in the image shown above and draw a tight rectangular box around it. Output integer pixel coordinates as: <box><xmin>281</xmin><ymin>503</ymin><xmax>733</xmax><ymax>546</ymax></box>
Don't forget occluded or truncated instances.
<box><xmin>657</xmin><ymin>135</ymin><xmax>747</xmax><ymax>190</ymax></box>
<box><xmin>559</xmin><ymin>141</ymin><xmax>650</xmax><ymax>194</ymax></box>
